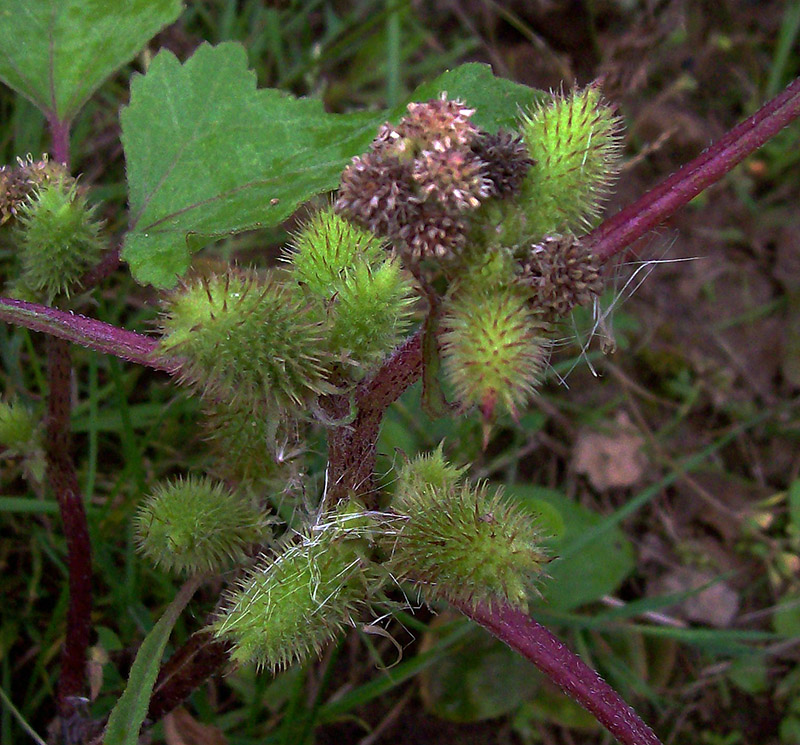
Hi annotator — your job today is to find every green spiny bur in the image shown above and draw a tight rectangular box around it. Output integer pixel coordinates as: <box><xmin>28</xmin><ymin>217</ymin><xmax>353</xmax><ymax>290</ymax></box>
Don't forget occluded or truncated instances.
<box><xmin>289</xmin><ymin>208</ymin><xmax>417</xmax><ymax>370</ymax></box>
<box><xmin>440</xmin><ymin>280</ymin><xmax>546</xmax><ymax>422</ymax></box>
<box><xmin>213</xmin><ymin>523</ymin><xmax>379</xmax><ymax>671</ymax></box>
<box><xmin>389</xmin><ymin>465</ymin><xmax>548</xmax><ymax>610</ymax></box>
<box><xmin>134</xmin><ymin>475</ymin><xmax>267</xmax><ymax>576</ymax></box>
<box><xmin>15</xmin><ymin>179</ymin><xmax>104</xmax><ymax>301</ymax></box>
<box><xmin>288</xmin><ymin>208</ymin><xmax>385</xmax><ymax>292</ymax></box>
<box><xmin>323</xmin><ymin>257</ymin><xmax>417</xmax><ymax>369</ymax></box>
<box><xmin>0</xmin><ymin>398</ymin><xmax>40</xmax><ymax>452</ymax></box>
<box><xmin>203</xmin><ymin>398</ymin><xmax>300</xmax><ymax>490</ymax></box>
<box><xmin>518</xmin><ymin>85</ymin><xmax>622</xmax><ymax>239</ymax></box>
<box><xmin>0</xmin><ymin>398</ymin><xmax>44</xmax><ymax>482</ymax></box>
<box><xmin>157</xmin><ymin>269</ymin><xmax>336</xmax><ymax>413</ymax></box>
<box><xmin>395</xmin><ymin>443</ymin><xmax>467</xmax><ymax>497</ymax></box>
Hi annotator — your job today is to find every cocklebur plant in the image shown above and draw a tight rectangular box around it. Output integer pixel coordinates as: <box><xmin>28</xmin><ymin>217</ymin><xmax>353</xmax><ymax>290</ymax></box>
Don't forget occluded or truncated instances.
<box><xmin>131</xmin><ymin>86</ymin><xmax>648</xmax><ymax>740</ymax></box>
<box><xmin>0</xmin><ymin>12</ymin><xmax>798</xmax><ymax>744</ymax></box>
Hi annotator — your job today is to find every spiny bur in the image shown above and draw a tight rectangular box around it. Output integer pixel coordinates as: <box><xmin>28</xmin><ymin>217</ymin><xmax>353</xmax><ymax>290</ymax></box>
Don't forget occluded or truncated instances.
<box><xmin>14</xmin><ymin>177</ymin><xmax>104</xmax><ymax>301</ymax></box>
<box><xmin>336</xmin><ymin>94</ymin><xmax>494</xmax><ymax>260</ymax></box>
<box><xmin>440</xmin><ymin>278</ymin><xmax>547</xmax><ymax>428</ymax></box>
<box><xmin>388</xmin><ymin>453</ymin><xmax>548</xmax><ymax>610</ymax></box>
<box><xmin>519</xmin><ymin>233</ymin><xmax>604</xmax><ymax>322</ymax></box>
<box><xmin>213</xmin><ymin>519</ymin><xmax>381</xmax><ymax>672</ymax></box>
<box><xmin>0</xmin><ymin>398</ymin><xmax>45</xmax><ymax>483</ymax></box>
<box><xmin>395</xmin><ymin>443</ymin><xmax>467</xmax><ymax>496</ymax></box>
<box><xmin>288</xmin><ymin>209</ymin><xmax>417</xmax><ymax>371</ymax></box>
<box><xmin>0</xmin><ymin>398</ymin><xmax>40</xmax><ymax>453</ymax></box>
<box><xmin>518</xmin><ymin>84</ymin><xmax>623</xmax><ymax>240</ymax></box>
<box><xmin>134</xmin><ymin>476</ymin><xmax>267</xmax><ymax>576</ymax></box>
<box><xmin>202</xmin><ymin>398</ymin><xmax>302</xmax><ymax>492</ymax></box>
<box><xmin>157</xmin><ymin>269</ymin><xmax>336</xmax><ymax>415</ymax></box>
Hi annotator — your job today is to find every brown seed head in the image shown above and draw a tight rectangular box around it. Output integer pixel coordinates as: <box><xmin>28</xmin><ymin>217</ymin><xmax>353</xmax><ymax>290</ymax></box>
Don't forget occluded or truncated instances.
<box><xmin>412</xmin><ymin>145</ymin><xmax>492</xmax><ymax>212</ymax></box>
<box><xmin>519</xmin><ymin>234</ymin><xmax>604</xmax><ymax>321</ymax></box>
<box><xmin>471</xmin><ymin>129</ymin><xmax>535</xmax><ymax>198</ymax></box>
<box><xmin>335</xmin><ymin>152</ymin><xmax>420</xmax><ymax>238</ymax></box>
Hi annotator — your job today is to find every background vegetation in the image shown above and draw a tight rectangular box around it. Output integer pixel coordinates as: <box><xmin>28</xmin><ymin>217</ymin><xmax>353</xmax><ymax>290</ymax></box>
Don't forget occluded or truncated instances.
<box><xmin>1</xmin><ymin>1</ymin><xmax>799</xmax><ymax>743</ymax></box>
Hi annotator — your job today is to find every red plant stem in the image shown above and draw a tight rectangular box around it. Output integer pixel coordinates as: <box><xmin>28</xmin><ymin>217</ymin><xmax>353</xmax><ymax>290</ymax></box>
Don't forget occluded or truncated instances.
<box><xmin>0</xmin><ymin>297</ymin><xmax>175</xmax><ymax>372</ymax></box>
<box><xmin>587</xmin><ymin>76</ymin><xmax>800</xmax><ymax>262</ymax></box>
<box><xmin>457</xmin><ymin>599</ymin><xmax>662</xmax><ymax>745</ymax></box>
<box><xmin>42</xmin><ymin>113</ymin><xmax>91</xmax><ymax>723</ymax></box>
<box><xmin>148</xmin><ymin>632</ymin><xmax>231</xmax><ymax>721</ymax></box>
<box><xmin>45</xmin><ymin>336</ymin><xmax>92</xmax><ymax>721</ymax></box>
<box><xmin>48</xmin><ymin>116</ymin><xmax>71</xmax><ymax>167</ymax></box>
<box><xmin>77</xmin><ymin>245</ymin><xmax>121</xmax><ymax>292</ymax></box>
<box><xmin>325</xmin><ymin>330</ymin><xmax>422</xmax><ymax>503</ymax></box>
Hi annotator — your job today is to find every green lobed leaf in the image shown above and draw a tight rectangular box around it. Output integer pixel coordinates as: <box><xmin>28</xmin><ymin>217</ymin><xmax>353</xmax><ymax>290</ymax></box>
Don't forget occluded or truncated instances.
<box><xmin>0</xmin><ymin>0</ymin><xmax>181</xmax><ymax>122</ymax></box>
<box><xmin>408</xmin><ymin>63</ymin><xmax>546</xmax><ymax>133</ymax></box>
<box><xmin>505</xmin><ymin>483</ymin><xmax>635</xmax><ymax>611</ymax></box>
<box><xmin>120</xmin><ymin>44</ymin><xmax>543</xmax><ymax>288</ymax></box>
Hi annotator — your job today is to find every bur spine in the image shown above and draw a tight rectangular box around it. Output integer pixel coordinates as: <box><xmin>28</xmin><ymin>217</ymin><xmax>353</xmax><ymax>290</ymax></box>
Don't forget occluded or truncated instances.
<box><xmin>518</xmin><ymin>84</ymin><xmax>623</xmax><ymax>239</ymax></box>
<box><xmin>288</xmin><ymin>209</ymin><xmax>417</xmax><ymax>371</ymax></box>
<box><xmin>14</xmin><ymin>176</ymin><xmax>104</xmax><ymax>301</ymax></box>
<box><xmin>440</xmin><ymin>279</ymin><xmax>547</xmax><ymax>423</ymax></box>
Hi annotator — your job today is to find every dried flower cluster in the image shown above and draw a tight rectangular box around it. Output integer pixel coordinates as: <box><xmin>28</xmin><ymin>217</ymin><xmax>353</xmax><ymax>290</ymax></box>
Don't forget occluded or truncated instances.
<box><xmin>0</xmin><ymin>156</ymin><xmax>70</xmax><ymax>225</ymax></box>
<box><xmin>519</xmin><ymin>234</ymin><xmax>604</xmax><ymax>322</ymax></box>
<box><xmin>336</xmin><ymin>94</ymin><xmax>533</xmax><ymax>260</ymax></box>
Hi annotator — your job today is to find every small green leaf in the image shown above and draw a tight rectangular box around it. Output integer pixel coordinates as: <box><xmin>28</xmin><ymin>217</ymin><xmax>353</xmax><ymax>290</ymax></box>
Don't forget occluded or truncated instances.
<box><xmin>505</xmin><ymin>484</ymin><xmax>635</xmax><ymax>611</ymax></box>
<box><xmin>514</xmin><ymin>692</ymin><xmax>601</xmax><ymax>732</ymax></box>
<box><xmin>780</xmin><ymin>716</ymin><xmax>800</xmax><ymax>745</ymax></box>
<box><xmin>104</xmin><ymin>576</ymin><xmax>201</xmax><ymax>745</ymax></box>
<box><xmin>726</xmin><ymin>655</ymin><xmax>768</xmax><ymax>695</ymax></box>
<box><xmin>120</xmin><ymin>43</ymin><xmax>543</xmax><ymax>288</ymax></box>
<box><xmin>0</xmin><ymin>0</ymin><xmax>181</xmax><ymax>122</ymax></box>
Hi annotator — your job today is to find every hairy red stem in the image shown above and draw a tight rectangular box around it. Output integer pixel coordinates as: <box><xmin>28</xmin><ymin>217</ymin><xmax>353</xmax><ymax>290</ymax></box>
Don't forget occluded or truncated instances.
<box><xmin>77</xmin><ymin>245</ymin><xmax>122</xmax><ymax>292</ymax></box>
<box><xmin>0</xmin><ymin>297</ymin><xmax>174</xmax><ymax>372</ymax></box>
<box><xmin>325</xmin><ymin>330</ymin><xmax>423</xmax><ymax>502</ymax></box>
<box><xmin>41</xmin><ymin>114</ymin><xmax>92</xmax><ymax>724</ymax></box>
<box><xmin>45</xmin><ymin>336</ymin><xmax>92</xmax><ymax>722</ymax></box>
<box><xmin>587</xmin><ymin>76</ymin><xmax>800</xmax><ymax>262</ymax></box>
<box><xmin>456</xmin><ymin>599</ymin><xmax>662</xmax><ymax>745</ymax></box>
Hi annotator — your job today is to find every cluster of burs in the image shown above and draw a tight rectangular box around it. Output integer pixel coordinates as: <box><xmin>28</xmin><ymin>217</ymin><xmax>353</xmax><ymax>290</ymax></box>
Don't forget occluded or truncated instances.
<box><xmin>10</xmin><ymin>86</ymin><xmax>619</xmax><ymax>672</ymax></box>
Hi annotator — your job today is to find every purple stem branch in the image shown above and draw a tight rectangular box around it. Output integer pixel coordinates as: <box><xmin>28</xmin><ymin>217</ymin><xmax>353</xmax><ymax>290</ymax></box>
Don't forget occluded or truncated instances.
<box><xmin>45</xmin><ymin>336</ymin><xmax>94</xmax><ymax>723</ymax></box>
<box><xmin>325</xmin><ymin>330</ymin><xmax>422</xmax><ymax>503</ymax></box>
<box><xmin>0</xmin><ymin>297</ymin><xmax>176</xmax><ymax>372</ymax></box>
<box><xmin>77</xmin><ymin>244</ymin><xmax>121</xmax><ymax>292</ymax></box>
<box><xmin>455</xmin><ymin>599</ymin><xmax>662</xmax><ymax>745</ymax></box>
<box><xmin>587</xmin><ymin>76</ymin><xmax>800</xmax><ymax>262</ymax></box>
